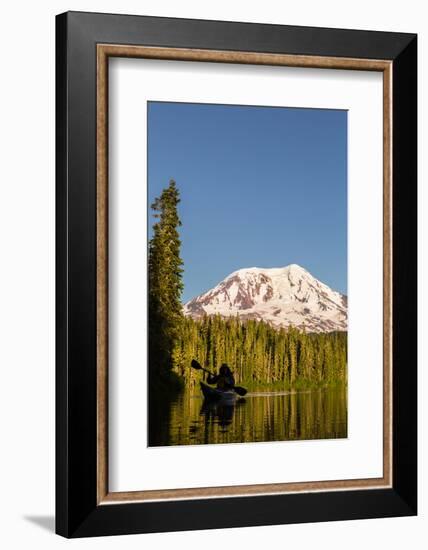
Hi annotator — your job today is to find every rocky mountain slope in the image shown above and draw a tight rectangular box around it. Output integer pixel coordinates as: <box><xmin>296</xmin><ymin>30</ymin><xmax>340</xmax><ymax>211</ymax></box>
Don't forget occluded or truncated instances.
<box><xmin>183</xmin><ymin>264</ymin><xmax>347</xmax><ymax>333</ymax></box>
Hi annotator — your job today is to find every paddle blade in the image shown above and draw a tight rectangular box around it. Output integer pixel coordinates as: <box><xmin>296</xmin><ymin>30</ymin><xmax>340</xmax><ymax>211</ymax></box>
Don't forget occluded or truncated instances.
<box><xmin>234</xmin><ymin>386</ymin><xmax>248</xmax><ymax>396</ymax></box>
<box><xmin>191</xmin><ymin>359</ymin><xmax>203</xmax><ymax>370</ymax></box>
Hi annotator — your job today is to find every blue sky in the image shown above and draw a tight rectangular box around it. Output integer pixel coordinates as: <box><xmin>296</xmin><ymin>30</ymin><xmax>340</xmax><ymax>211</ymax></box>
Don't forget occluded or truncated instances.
<box><xmin>148</xmin><ymin>102</ymin><xmax>347</xmax><ymax>303</ymax></box>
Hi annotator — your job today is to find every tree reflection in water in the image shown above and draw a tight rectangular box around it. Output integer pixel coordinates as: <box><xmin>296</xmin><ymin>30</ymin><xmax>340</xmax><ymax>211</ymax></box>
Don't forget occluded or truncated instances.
<box><xmin>149</xmin><ymin>388</ymin><xmax>347</xmax><ymax>447</ymax></box>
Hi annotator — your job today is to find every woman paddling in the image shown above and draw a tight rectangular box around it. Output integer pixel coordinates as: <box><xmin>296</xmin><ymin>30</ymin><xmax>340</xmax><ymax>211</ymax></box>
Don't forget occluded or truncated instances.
<box><xmin>191</xmin><ymin>359</ymin><xmax>247</xmax><ymax>398</ymax></box>
<box><xmin>207</xmin><ymin>364</ymin><xmax>235</xmax><ymax>391</ymax></box>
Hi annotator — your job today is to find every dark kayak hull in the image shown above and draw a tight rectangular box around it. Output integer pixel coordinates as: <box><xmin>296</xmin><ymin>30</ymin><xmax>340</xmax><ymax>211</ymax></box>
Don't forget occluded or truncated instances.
<box><xmin>200</xmin><ymin>382</ymin><xmax>237</xmax><ymax>402</ymax></box>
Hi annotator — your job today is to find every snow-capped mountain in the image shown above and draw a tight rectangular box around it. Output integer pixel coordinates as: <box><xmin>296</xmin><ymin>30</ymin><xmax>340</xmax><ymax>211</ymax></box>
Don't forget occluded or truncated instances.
<box><xmin>183</xmin><ymin>264</ymin><xmax>347</xmax><ymax>333</ymax></box>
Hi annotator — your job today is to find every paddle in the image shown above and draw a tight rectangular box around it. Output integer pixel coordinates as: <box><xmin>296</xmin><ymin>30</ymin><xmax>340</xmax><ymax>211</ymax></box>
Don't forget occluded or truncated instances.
<box><xmin>191</xmin><ymin>359</ymin><xmax>247</xmax><ymax>396</ymax></box>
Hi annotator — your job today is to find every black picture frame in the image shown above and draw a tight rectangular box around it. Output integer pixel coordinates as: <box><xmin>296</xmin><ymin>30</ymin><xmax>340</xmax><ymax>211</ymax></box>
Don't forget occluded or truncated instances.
<box><xmin>56</xmin><ymin>11</ymin><xmax>417</xmax><ymax>538</ymax></box>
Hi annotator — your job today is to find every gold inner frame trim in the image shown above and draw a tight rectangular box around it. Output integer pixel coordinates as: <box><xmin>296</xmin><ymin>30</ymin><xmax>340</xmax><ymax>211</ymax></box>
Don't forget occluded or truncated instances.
<box><xmin>96</xmin><ymin>44</ymin><xmax>393</xmax><ymax>505</ymax></box>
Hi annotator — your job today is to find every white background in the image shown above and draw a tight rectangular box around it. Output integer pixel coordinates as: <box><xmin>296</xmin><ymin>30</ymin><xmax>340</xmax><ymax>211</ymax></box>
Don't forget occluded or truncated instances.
<box><xmin>109</xmin><ymin>59</ymin><xmax>383</xmax><ymax>492</ymax></box>
<box><xmin>0</xmin><ymin>0</ymin><xmax>425</xmax><ymax>548</ymax></box>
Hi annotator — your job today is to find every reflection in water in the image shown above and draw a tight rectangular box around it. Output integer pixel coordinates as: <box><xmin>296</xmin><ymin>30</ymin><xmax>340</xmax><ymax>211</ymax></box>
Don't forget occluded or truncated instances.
<box><xmin>149</xmin><ymin>387</ymin><xmax>347</xmax><ymax>447</ymax></box>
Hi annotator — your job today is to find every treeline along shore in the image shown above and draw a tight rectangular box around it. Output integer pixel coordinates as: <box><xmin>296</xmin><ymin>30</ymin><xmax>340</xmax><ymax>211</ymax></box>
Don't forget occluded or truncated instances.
<box><xmin>148</xmin><ymin>179</ymin><xmax>347</xmax><ymax>394</ymax></box>
<box><xmin>173</xmin><ymin>315</ymin><xmax>347</xmax><ymax>391</ymax></box>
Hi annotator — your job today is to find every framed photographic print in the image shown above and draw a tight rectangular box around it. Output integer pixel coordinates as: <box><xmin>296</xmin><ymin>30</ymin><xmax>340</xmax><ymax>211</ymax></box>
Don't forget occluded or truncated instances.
<box><xmin>56</xmin><ymin>11</ymin><xmax>417</xmax><ymax>537</ymax></box>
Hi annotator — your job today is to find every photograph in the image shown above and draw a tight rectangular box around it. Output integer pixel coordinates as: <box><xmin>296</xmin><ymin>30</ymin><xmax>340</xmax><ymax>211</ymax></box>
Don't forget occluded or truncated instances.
<box><xmin>147</xmin><ymin>101</ymin><xmax>348</xmax><ymax>447</ymax></box>
<box><xmin>0</xmin><ymin>1</ymin><xmax>420</xmax><ymax>545</ymax></box>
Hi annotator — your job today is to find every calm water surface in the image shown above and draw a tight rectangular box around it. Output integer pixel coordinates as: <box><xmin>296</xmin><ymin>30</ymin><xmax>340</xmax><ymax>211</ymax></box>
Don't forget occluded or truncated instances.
<box><xmin>149</xmin><ymin>387</ymin><xmax>347</xmax><ymax>446</ymax></box>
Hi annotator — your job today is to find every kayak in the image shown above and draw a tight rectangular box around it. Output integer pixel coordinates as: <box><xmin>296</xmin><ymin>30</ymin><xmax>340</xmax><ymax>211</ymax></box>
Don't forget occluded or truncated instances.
<box><xmin>200</xmin><ymin>382</ymin><xmax>237</xmax><ymax>402</ymax></box>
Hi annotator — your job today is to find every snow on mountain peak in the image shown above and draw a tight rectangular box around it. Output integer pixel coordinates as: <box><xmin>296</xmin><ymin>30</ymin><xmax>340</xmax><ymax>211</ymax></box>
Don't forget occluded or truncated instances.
<box><xmin>183</xmin><ymin>264</ymin><xmax>347</xmax><ymax>333</ymax></box>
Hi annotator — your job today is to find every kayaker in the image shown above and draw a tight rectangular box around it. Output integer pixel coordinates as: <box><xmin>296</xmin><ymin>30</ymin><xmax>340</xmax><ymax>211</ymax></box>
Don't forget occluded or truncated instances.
<box><xmin>207</xmin><ymin>364</ymin><xmax>235</xmax><ymax>391</ymax></box>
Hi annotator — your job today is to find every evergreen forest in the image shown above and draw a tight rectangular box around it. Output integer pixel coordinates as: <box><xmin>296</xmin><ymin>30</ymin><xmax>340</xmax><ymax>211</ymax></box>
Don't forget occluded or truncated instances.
<box><xmin>148</xmin><ymin>180</ymin><xmax>347</xmax><ymax>394</ymax></box>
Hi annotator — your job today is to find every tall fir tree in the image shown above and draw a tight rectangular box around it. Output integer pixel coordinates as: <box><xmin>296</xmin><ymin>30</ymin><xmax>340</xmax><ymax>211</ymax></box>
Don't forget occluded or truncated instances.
<box><xmin>148</xmin><ymin>179</ymin><xmax>184</xmax><ymax>389</ymax></box>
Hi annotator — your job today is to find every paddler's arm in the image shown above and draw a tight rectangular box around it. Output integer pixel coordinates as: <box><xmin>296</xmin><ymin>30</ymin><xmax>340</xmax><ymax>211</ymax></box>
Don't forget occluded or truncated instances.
<box><xmin>207</xmin><ymin>372</ymin><xmax>218</xmax><ymax>385</ymax></box>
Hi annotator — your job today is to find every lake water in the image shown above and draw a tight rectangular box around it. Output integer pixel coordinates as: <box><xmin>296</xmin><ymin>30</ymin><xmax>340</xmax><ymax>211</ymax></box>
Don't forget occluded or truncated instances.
<box><xmin>149</xmin><ymin>386</ymin><xmax>347</xmax><ymax>447</ymax></box>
